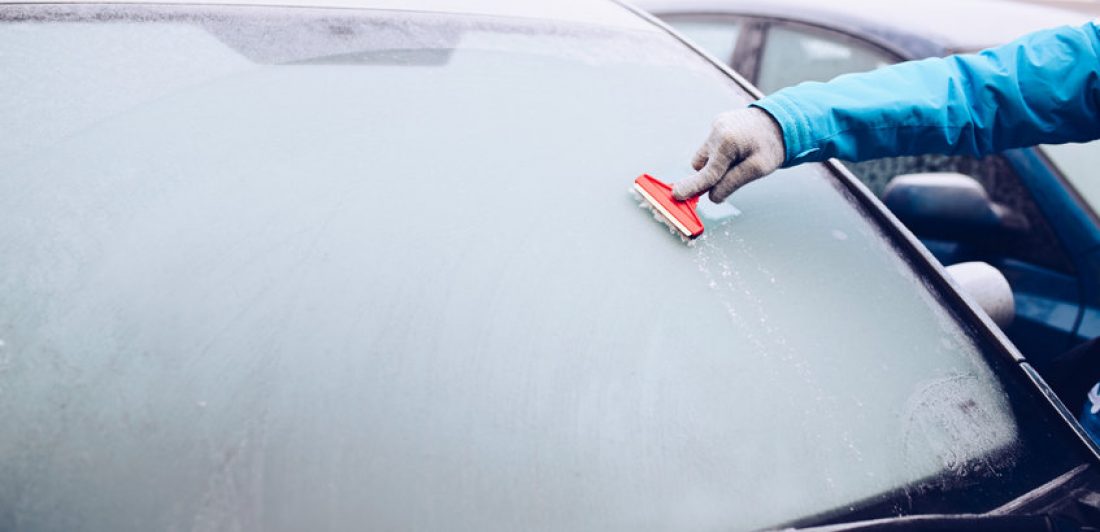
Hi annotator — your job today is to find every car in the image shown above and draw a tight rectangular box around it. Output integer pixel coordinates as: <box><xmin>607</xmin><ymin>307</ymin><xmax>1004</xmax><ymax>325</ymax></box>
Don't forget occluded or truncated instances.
<box><xmin>640</xmin><ymin>0</ymin><xmax>1100</xmax><ymax>402</ymax></box>
<box><xmin>1</xmin><ymin>0</ymin><xmax>1099</xmax><ymax>530</ymax></box>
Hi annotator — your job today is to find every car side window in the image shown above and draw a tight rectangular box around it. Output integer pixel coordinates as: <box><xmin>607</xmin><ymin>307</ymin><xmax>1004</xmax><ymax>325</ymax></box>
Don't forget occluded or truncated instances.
<box><xmin>663</xmin><ymin>18</ymin><xmax>741</xmax><ymax>64</ymax></box>
<box><xmin>756</xmin><ymin>23</ymin><xmax>893</xmax><ymax>93</ymax></box>
<box><xmin>845</xmin><ymin>156</ymin><xmax>1077</xmax><ymax>273</ymax></box>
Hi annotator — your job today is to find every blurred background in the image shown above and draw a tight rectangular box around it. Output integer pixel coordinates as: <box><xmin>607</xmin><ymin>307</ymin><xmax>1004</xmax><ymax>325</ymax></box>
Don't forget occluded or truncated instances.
<box><xmin>1025</xmin><ymin>0</ymin><xmax>1100</xmax><ymax>12</ymax></box>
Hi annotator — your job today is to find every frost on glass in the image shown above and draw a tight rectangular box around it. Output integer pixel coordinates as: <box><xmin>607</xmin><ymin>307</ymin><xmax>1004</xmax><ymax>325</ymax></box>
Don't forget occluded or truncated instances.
<box><xmin>0</xmin><ymin>5</ymin><xmax>1079</xmax><ymax>532</ymax></box>
<box><xmin>0</xmin><ymin>23</ymin><xmax>252</xmax><ymax>164</ymax></box>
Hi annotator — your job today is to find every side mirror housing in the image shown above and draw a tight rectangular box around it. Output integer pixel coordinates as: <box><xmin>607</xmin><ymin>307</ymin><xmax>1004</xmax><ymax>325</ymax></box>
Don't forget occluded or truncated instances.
<box><xmin>883</xmin><ymin>173</ymin><xmax>1028</xmax><ymax>243</ymax></box>
<box><xmin>945</xmin><ymin>261</ymin><xmax>1015</xmax><ymax>328</ymax></box>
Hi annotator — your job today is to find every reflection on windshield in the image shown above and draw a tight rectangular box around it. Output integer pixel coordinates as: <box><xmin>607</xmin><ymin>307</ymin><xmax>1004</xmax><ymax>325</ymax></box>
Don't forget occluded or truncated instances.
<box><xmin>0</xmin><ymin>5</ymin><xmax>1088</xmax><ymax>532</ymax></box>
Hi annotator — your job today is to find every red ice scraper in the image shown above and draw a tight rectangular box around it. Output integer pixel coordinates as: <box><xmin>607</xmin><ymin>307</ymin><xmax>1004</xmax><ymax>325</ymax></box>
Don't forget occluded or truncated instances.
<box><xmin>633</xmin><ymin>174</ymin><xmax>704</xmax><ymax>240</ymax></box>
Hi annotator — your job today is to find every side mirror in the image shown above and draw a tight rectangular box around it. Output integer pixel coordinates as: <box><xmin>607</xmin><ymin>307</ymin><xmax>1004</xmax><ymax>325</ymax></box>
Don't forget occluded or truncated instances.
<box><xmin>945</xmin><ymin>261</ymin><xmax>1015</xmax><ymax>328</ymax></box>
<box><xmin>883</xmin><ymin>173</ymin><xmax>1029</xmax><ymax>243</ymax></box>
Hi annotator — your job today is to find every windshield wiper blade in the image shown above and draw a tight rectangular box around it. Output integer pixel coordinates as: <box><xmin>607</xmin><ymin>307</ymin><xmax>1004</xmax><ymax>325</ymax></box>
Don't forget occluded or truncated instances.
<box><xmin>788</xmin><ymin>513</ymin><xmax>1096</xmax><ymax>532</ymax></box>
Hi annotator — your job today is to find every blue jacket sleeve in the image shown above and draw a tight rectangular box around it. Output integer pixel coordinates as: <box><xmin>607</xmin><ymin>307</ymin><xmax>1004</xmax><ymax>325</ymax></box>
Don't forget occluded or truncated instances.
<box><xmin>752</xmin><ymin>21</ymin><xmax>1100</xmax><ymax>167</ymax></box>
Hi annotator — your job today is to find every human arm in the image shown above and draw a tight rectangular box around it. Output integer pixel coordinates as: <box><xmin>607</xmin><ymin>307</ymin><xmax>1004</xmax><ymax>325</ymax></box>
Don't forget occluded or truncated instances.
<box><xmin>675</xmin><ymin>21</ymin><xmax>1100</xmax><ymax>202</ymax></box>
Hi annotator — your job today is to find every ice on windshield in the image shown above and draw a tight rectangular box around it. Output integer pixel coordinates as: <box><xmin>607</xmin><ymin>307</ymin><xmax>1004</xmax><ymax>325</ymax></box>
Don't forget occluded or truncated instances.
<box><xmin>0</xmin><ymin>23</ymin><xmax>253</xmax><ymax>165</ymax></box>
<box><xmin>0</xmin><ymin>5</ymin><xmax>1084</xmax><ymax>532</ymax></box>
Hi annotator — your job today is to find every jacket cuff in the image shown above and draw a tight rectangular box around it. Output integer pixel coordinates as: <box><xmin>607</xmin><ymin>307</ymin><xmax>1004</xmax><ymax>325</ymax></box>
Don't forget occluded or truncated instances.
<box><xmin>751</xmin><ymin>94</ymin><xmax>824</xmax><ymax>167</ymax></box>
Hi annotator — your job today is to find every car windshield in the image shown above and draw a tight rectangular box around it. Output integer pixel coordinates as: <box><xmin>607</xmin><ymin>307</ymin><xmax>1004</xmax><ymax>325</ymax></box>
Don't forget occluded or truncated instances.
<box><xmin>0</xmin><ymin>4</ymin><xmax>1091</xmax><ymax>531</ymax></box>
<box><xmin>1043</xmin><ymin>141</ymin><xmax>1100</xmax><ymax>215</ymax></box>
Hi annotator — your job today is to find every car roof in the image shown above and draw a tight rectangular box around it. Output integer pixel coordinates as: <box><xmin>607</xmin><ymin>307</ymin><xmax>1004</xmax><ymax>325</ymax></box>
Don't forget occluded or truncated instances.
<box><xmin>0</xmin><ymin>0</ymin><xmax>658</xmax><ymax>31</ymax></box>
<box><xmin>633</xmin><ymin>0</ymin><xmax>1093</xmax><ymax>52</ymax></box>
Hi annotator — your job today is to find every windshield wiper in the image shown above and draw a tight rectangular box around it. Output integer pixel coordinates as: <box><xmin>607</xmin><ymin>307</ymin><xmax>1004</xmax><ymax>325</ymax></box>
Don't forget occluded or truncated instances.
<box><xmin>789</xmin><ymin>514</ymin><xmax>1096</xmax><ymax>532</ymax></box>
<box><xmin>790</xmin><ymin>465</ymin><xmax>1100</xmax><ymax>532</ymax></box>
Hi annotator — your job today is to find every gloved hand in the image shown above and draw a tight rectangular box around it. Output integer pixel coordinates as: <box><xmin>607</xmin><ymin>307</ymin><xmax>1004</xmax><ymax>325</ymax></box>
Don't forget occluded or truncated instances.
<box><xmin>672</xmin><ymin>108</ymin><xmax>786</xmax><ymax>203</ymax></box>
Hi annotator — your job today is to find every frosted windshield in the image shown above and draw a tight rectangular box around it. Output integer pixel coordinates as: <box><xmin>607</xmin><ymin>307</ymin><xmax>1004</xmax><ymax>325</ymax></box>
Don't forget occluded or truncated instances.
<box><xmin>0</xmin><ymin>5</ymin><xmax>1086</xmax><ymax>531</ymax></box>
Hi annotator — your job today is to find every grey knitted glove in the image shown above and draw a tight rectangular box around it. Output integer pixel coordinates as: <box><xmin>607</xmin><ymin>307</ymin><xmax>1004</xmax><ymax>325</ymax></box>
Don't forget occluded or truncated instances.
<box><xmin>672</xmin><ymin>108</ymin><xmax>786</xmax><ymax>203</ymax></box>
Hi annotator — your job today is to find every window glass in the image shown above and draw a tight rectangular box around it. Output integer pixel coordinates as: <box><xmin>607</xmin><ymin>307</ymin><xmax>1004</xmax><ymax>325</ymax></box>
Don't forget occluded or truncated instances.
<box><xmin>845</xmin><ymin>155</ymin><xmax>1077</xmax><ymax>274</ymax></box>
<box><xmin>665</xmin><ymin>18</ymin><xmax>740</xmax><ymax>63</ymax></box>
<box><xmin>1043</xmin><ymin>141</ymin><xmax>1100</xmax><ymax>215</ymax></box>
<box><xmin>0</xmin><ymin>5</ymin><xmax>1088</xmax><ymax>531</ymax></box>
<box><xmin>757</xmin><ymin>24</ymin><xmax>893</xmax><ymax>93</ymax></box>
